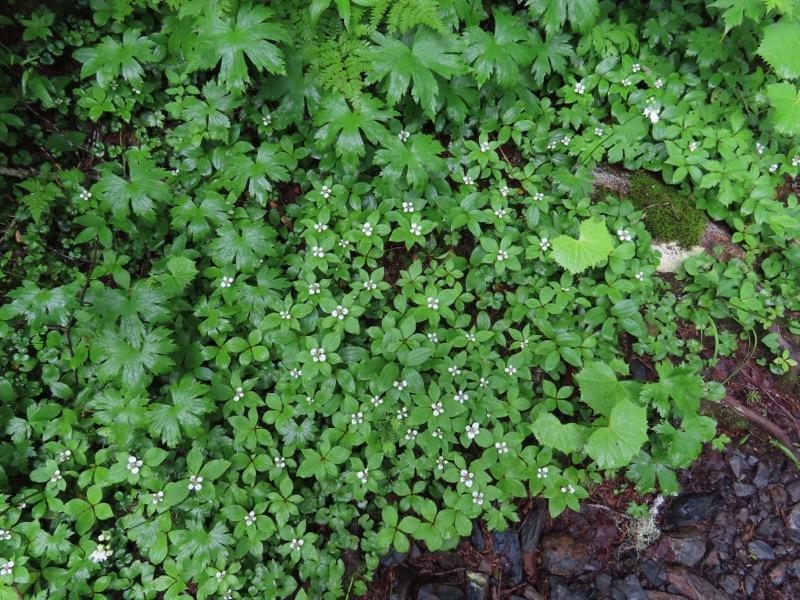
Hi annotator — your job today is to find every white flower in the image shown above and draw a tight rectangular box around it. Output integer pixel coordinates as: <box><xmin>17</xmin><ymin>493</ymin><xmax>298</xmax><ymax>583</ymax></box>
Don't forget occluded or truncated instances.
<box><xmin>127</xmin><ymin>456</ymin><xmax>143</xmax><ymax>474</ymax></box>
<box><xmin>50</xmin><ymin>469</ymin><xmax>62</xmax><ymax>483</ymax></box>
<box><xmin>245</xmin><ymin>511</ymin><xmax>256</xmax><ymax>526</ymax></box>
<box><xmin>356</xmin><ymin>469</ymin><xmax>369</xmax><ymax>483</ymax></box>
<box><xmin>462</xmin><ymin>175</ymin><xmax>474</xmax><ymax>185</ymax></box>
<box><xmin>520</xmin><ymin>339</ymin><xmax>529</xmax><ymax>348</ymax></box>
<box><xmin>472</xmin><ymin>491</ymin><xmax>484</xmax><ymax>505</ymax></box>
<box><xmin>562</xmin><ymin>287</ymin><xmax>570</xmax><ymax>292</ymax></box>
<box><xmin>540</xmin><ymin>237</ymin><xmax>550</xmax><ymax>251</ymax></box>
<box><xmin>188</xmin><ymin>475</ymin><xmax>203</xmax><ymax>491</ymax></box>
<box><xmin>339</xmin><ymin>238</ymin><xmax>350</xmax><ymax>248</ymax></box>
<box><xmin>393</xmin><ymin>379</ymin><xmax>408</xmax><ymax>390</ymax></box>
<box><xmin>617</xmin><ymin>229</ymin><xmax>632</xmax><ymax>242</ymax></box>
<box><xmin>262</xmin><ymin>114</ymin><xmax>272</xmax><ymax>126</ymax></box>
<box><xmin>561</xmin><ymin>484</ymin><xmax>576</xmax><ymax>494</ymax></box>
<box><xmin>364</xmin><ymin>280</ymin><xmax>377</xmax><ymax>291</ymax></box>
<box><xmin>224</xmin><ymin>591</ymin><xmax>233</xmax><ymax>600</ymax></box>
<box><xmin>233</xmin><ymin>385</ymin><xmax>244</xmax><ymax>401</ymax></box>
<box><xmin>447</xmin><ymin>365</ymin><xmax>461</xmax><ymax>375</ymax></box>
<box><xmin>537</xmin><ymin>467</ymin><xmax>549</xmax><ymax>479</ymax></box>
<box><xmin>370</xmin><ymin>395</ymin><xmax>383</xmax><ymax>407</ymax></box>
<box><xmin>0</xmin><ymin>530</ymin><xmax>10</xmax><ymax>541</ymax></box>
<box><xmin>402</xmin><ymin>201</ymin><xmax>414</xmax><ymax>213</ymax></box>
<box><xmin>465</xmin><ymin>422</ymin><xmax>480</xmax><ymax>440</ymax></box>
<box><xmin>58</xmin><ymin>449</ymin><xmax>72</xmax><ymax>462</ymax></box>
<box><xmin>574</xmin><ymin>82</ymin><xmax>585</xmax><ymax>94</ymax></box>
<box><xmin>274</xmin><ymin>456</ymin><xmax>286</xmax><ymax>468</ymax></box>
<box><xmin>756</xmin><ymin>142</ymin><xmax>765</xmax><ymax>155</ymax></box>
<box><xmin>220</xmin><ymin>276</ymin><xmax>234</xmax><ymax>288</ymax></box>
<box><xmin>289</xmin><ymin>538</ymin><xmax>304</xmax><ymax>550</ymax></box>
<box><xmin>427</xmin><ymin>297</ymin><xmax>439</xmax><ymax>310</ymax></box>
<box><xmin>432</xmin><ymin>428</ymin><xmax>443</xmax><ymax>439</ymax></box>
<box><xmin>643</xmin><ymin>106</ymin><xmax>659</xmax><ymax>124</ymax></box>
<box><xmin>314</xmin><ymin>222</ymin><xmax>328</xmax><ymax>232</ymax></box>
<box><xmin>0</xmin><ymin>561</ymin><xmax>13</xmax><ymax>576</ymax></box>
<box><xmin>351</xmin><ymin>412</ymin><xmax>364</xmax><ymax>425</ymax></box>
<box><xmin>79</xmin><ymin>189</ymin><xmax>92</xmax><ymax>201</ymax></box>
<box><xmin>308</xmin><ymin>282</ymin><xmax>320</xmax><ymax>295</ymax></box>
<box><xmin>466</xmin><ymin>333</ymin><xmax>476</xmax><ymax>342</ymax></box>
<box><xmin>479</xmin><ymin>377</ymin><xmax>488</xmax><ymax>388</ymax></box>
<box><xmin>504</xmin><ymin>365</ymin><xmax>517</xmax><ymax>376</ymax></box>
<box><xmin>311</xmin><ymin>246</ymin><xmax>325</xmax><ymax>258</ymax></box>
<box><xmin>410</xmin><ymin>223</ymin><xmax>422</xmax><ymax>236</ymax></box>
<box><xmin>170</xmin><ymin>168</ymin><xmax>179</xmax><ymax>176</ymax></box>
<box><xmin>459</xmin><ymin>469</ymin><xmax>474</xmax><ymax>487</ymax></box>
<box><xmin>497</xmin><ymin>250</ymin><xmax>509</xmax><ymax>261</ymax></box>
<box><xmin>480</xmin><ymin>141</ymin><xmax>490</xmax><ymax>152</ymax></box>
<box><xmin>562</xmin><ymin>136</ymin><xmax>571</xmax><ymax>146</ymax></box>
<box><xmin>500</xmin><ymin>185</ymin><xmax>509</xmax><ymax>197</ymax></box>
<box><xmin>621</xmin><ymin>77</ymin><xmax>632</xmax><ymax>86</ymax></box>
<box><xmin>361</xmin><ymin>222</ymin><xmax>373</xmax><ymax>236</ymax></box>
<box><xmin>494</xmin><ymin>208</ymin><xmax>506</xmax><ymax>219</ymax></box>
<box><xmin>290</xmin><ymin>368</ymin><xmax>301</xmax><ymax>378</ymax></box>
<box><xmin>769</xmin><ymin>163</ymin><xmax>779</xmax><ymax>173</ymax></box>
<box><xmin>436</xmin><ymin>456</ymin><xmax>448</xmax><ymax>470</ymax></box>
<box><xmin>792</xmin><ymin>156</ymin><xmax>799</xmax><ymax>167</ymax></box>
<box><xmin>654</xmin><ymin>78</ymin><xmax>664</xmax><ymax>88</ymax></box>
<box><xmin>495</xmin><ymin>442</ymin><xmax>508</xmax><ymax>454</ymax></box>
<box><xmin>89</xmin><ymin>545</ymin><xmax>112</xmax><ymax>563</ymax></box>
<box><xmin>689</xmin><ymin>141</ymin><xmax>699</xmax><ymax>152</ymax></box>
<box><xmin>405</xmin><ymin>429</ymin><xmax>418</xmax><ymax>441</ymax></box>
<box><xmin>635</xmin><ymin>271</ymin><xmax>645</xmax><ymax>281</ymax></box>
<box><xmin>396</xmin><ymin>406</ymin><xmax>408</xmax><ymax>420</ymax></box>
<box><xmin>216</xmin><ymin>570</ymin><xmax>226</xmax><ymax>582</ymax></box>
<box><xmin>533</xmin><ymin>192</ymin><xmax>544</xmax><ymax>201</ymax></box>
<box><xmin>453</xmin><ymin>390</ymin><xmax>468</xmax><ymax>404</ymax></box>
<box><xmin>321</xmin><ymin>186</ymin><xmax>332</xmax><ymax>199</ymax></box>
<box><xmin>632</xmin><ymin>63</ymin><xmax>641</xmax><ymax>73</ymax></box>
<box><xmin>547</xmin><ymin>140</ymin><xmax>557</xmax><ymax>150</ymax></box>
<box><xmin>431</xmin><ymin>402</ymin><xmax>444</xmax><ymax>417</ymax></box>
<box><xmin>310</xmin><ymin>348</ymin><xmax>326</xmax><ymax>363</ymax></box>
<box><xmin>398</xmin><ymin>130</ymin><xmax>410</xmax><ymax>142</ymax></box>
<box><xmin>152</xmin><ymin>491</ymin><xmax>164</xmax><ymax>504</ymax></box>
<box><xmin>331</xmin><ymin>305</ymin><xmax>349</xmax><ymax>320</ymax></box>
<box><xmin>427</xmin><ymin>332</ymin><xmax>439</xmax><ymax>342</ymax></box>
<box><xmin>306</xmin><ymin>396</ymin><xmax>314</xmax><ymax>404</ymax></box>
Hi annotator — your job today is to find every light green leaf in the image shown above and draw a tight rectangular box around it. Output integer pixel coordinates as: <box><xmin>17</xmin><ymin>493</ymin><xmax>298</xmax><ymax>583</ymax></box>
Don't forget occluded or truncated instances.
<box><xmin>767</xmin><ymin>83</ymin><xmax>800</xmax><ymax>136</ymax></box>
<box><xmin>530</xmin><ymin>413</ymin><xmax>586</xmax><ymax>454</ymax></box>
<box><xmin>575</xmin><ymin>362</ymin><xmax>640</xmax><ymax>417</ymax></box>
<box><xmin>758</xmin><ymin>21</ymin><xmax>800</xmax><ymax>79</ymax></box>
<box><xmin>586</xmin><ymin>399</ymin><xmax>648</xmax><ymax>469</ymax></box>
<box><xmin>550</xmin><ymin>217</ymin><xmax>614</xmax><ymax>274</ymax></box>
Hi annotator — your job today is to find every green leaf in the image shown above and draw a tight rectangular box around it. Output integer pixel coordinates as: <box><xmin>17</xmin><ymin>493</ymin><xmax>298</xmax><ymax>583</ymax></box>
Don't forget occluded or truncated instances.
<box><xmin>147</xmin><ymin>375</ymin><xmax>212</xmax><ymax>447</ymax></box>
<box><xmin>525</xmin><ymin>0</ymin><xmax>600</xmax><ymax>34</ymax></box>
<box><xmin>767</xmin><ymin>82</ymin><xmax>800</xmax><ymax>136</ymax></box>
<box><xmin>575</xmin><ymin>362</ymin><xmax>639</xmax><ymax>417</ymax></box>
<box><xmin>463</xmin><ymin>11</ymin><xmax>533</xmax><ymax>88</ymax></box>
<box><xmin>585</xmin><ymin>399</ymin><xmax>649</xmax><ymax>469</ymax></box>
<box><xmin>95</xmin><ymin>153</ymin><xmax>171</xmax><ymax>221</ymax></box>
<box><xmin>92</xmin><ymin>327</ymin><xmax>177</xmax><ymax>389</ymax></box>
<box><xmin>530</xmin><ymin>413</ymin><xmax>586</xmax><ymax>454</ymax></box>
<box><xmin>374</xmin><ymin>133</ymin><xmax>446</xmax><ymax>190</ymax></box>
<box><xmin>314</xmin><ymin>94</ymin><xmax>395</xmax><ymax>163</ymax></box>
<box><xmin>758</xmin><ymin>21</ymin><xmax>800</xmax><ymax>79</ymax></box>
<box><xmin>550</xmin><ymin>217</ymin><xmax>614</xmax><ymax>274</ymax></box>
<box><xmin>73</xmin><ymin>28</ymin><xmax>155</xmax><ymax>86</ymax></box>
<box><xmin>200</xmin><ymin>459</ymin><xmax>231</xmax><ymax>480</ymax></box>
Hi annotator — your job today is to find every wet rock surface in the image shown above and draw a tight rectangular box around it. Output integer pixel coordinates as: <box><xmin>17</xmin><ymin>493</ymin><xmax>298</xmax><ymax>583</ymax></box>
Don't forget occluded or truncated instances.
<box><xmin>372</xmin><ymin>439</ymin><xmax>800</xmax><ymax>600</ymax></box>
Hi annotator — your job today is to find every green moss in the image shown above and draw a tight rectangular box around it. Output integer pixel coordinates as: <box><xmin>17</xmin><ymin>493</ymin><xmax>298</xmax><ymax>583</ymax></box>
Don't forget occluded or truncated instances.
<box><xmin>624</xmin><ymin>172</ymin><xmax>707</xmax><ymax>248</ymax></box>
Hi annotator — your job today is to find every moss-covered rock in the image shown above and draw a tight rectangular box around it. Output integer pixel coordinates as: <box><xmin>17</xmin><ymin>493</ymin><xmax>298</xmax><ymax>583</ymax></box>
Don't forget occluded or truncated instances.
<box><xmin>624</xmin><ymin>172</ymin><xmax>707</xmax><ymax>248</ymax></box>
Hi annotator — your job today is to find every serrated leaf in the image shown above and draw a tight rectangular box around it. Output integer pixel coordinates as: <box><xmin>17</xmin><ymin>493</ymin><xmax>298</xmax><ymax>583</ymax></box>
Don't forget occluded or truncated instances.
<box><xmin>463</xmin><ymin>11</ymin><xmax>533</xmax><ymax>88</ymax></box>
<box><xmin>575</xmin><ymin>362</ymin><xmax>640</xmax><ymax>417</ymax></box>
<box><xmin>758</xmin><ymin>21</ymin><xmax>800</xmax><ymax>79</ymax></box>
<box><xmin>767</xmin><ymin>82</ymin><xmax>800</xmax><ymax>136</ymax></box>
<box><xmin>550</xmin><ymin>217</ymin><xmax>614</xmax><ymax>274</ymax></box>
<box><xmin>530</xmin><ymin>413</ymin><xmax>586</xmax><ymax>454</ymax></box>
<box><xmin>585</xmin><ymin>399</ymin><xmax>648</xmax><ymax>469</ymax></box>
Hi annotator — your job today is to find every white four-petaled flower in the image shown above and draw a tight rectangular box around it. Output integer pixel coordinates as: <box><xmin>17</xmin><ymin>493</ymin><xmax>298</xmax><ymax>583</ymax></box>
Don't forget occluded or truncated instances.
<box><xmin>59</xmin><ymin>449</ymin><xmax>72</xmax><ymax>462</ymax></box>
<box><xmin>432</xmin><ymin>427</ymin><xmax>443</xmax><ymax>439</ymax></box>
<box><xmin>396</xmin><ymin>406</ymin><xmax>408</xmax><ymax>420</ymax></box>
<box><xmin>331</xmin><ymin>305</ymin><xmax>349</xmax><ymax>320</ymax></box>
<box><xmin>188</xmin><ymin>475</ymin><xmax>203</xmax><ymax>491</ymax></box>
<box><xmin>462</xmin><ymin>175</ymin><xmax>474</xmax><ymax>185</ymax></box>
<box><xmin>364</xmin><ymin>280</ymin><xmax>377</xmax><ymax>291</ymax></box>
<box><xmin>405</xmin><ymin>429</ymin><xmax>418</xmax><ymax>441</ymax></box>
<box><xmin>621</xmin><ymin>77</ymin><xmax>632</xmax><ymax>86</ymax></box>
<box><xmin>574</xmin><ymin>82</ymin><xmax>585</xmax><ymax>94</ymax></box>
<box><xmin>537</xmin><ymin>467</ymin><xmax>549</xmax><ymax>479</ymax></box>
<box><xmin>431</xmin><ymin>402</ymin><xmax>444</xmax><ymax>417</ymax></box>
<box><xmin>497</xmin><ymin>250</ymin><xmax>509</xmax><ymax>261</ymax></box>
<box><xmin>152</xmin><ymin>491</ymin><xmax>164</xmax><ymax>504</ymax></box>
<box><xmin>245</xmin><ymin>511</ymin><xmax>256</xmax><ymax>526</ymax></box>
<box><xmin>459</xmin><ymin>469</ymin><xmax>474</xmax><ymax>487</ymax></box>
<box><xmin>310</xmin><ymin>348</ymin><xmax>326</xmax><ymax>363</ymax></box>
<box><xmin>370</xmin><ymin>395</ymin><xmax>383</xmax><ymax>406</ymax></box>
<box><xmin>495</xmin><ymin>441</ymin><xmax>508</xmax><ymax>453</ymax></box>
<box><xmin>689</xmin><ymin>141</ymin><xmax>699</xmax><ymax>152</ymax></box>
<box><xmin>0</xmin><ymin>530</ymin><xmax>10</xmax><ymax>541</ymax></box>
<box><xmin>308</xmin><ymin>283</ymin><xmax>320</xmax><ymax>295</ymax></box>
<box><xmin>79</xmin><ymin>189</ymin><xmax>92</xmax><ymax>201</ymax></box>
<box><xmin>436</xmin><ymin>456</ymin><xmax>448</xmax><ymax>470</ymax></box>
<box><xmin>361</xmin><ymin>223</ymin><xmax>373</xmax><ymax>236</ymax></box>
<box><xmin>594</xmin><ymin>127</ymin><xmax>603</xmax><ymax>136</ymax></box>
<box><xmin>427</xmin><ymin>297</ymin><xmax>439</xmax><ymax>310</ymax></box>
<box><xmin>427</xmin><ymin>332</ymin><xmax>439</xmax><ymax>342</ymax></box>
<box><xmin>274</xmin><ymin>456</ymin><xmax>286</xmax><ymax>468</ymax></box>
<box><xmin>504</xmin><ymin>365</ymin><xmax>517</xmax><ymax>376</ymax></box>
<box><xmin>321</xmin><ymin>186</ymin><xmax>331</xmax><ymax>199</ymax></box>
<box><xmin>89</xmin><ymin>545</ymin><xmax>112</xmax><ymax>563</ymax></box>
<box><xmin>314</xmin><ymin>222</ymin><xmax>328</xmax><ymax>232</ymax></box>
<box><xmin>465</xmin><ymin>422</ymin><xmax>480</xmax><ymax>440</ymax></box>
<box><xmin>220</xmin><ymin>276</ymin><xmax>234</xmax><ymax>288</ymax></box>
<box><xmin>398</xmin><ymin>130</ymin><xmax>410</xmax><ymax>142</ymax></box>
<box><xmin>617</xmin><ymin>229</ymin><xmax>632</xmax><ymax>242</ymax></box>
<box><xmin>500</xmin><ymin>185</ymin><xmax>509</xmax><ymax>197</ymax></box>
<box><xmin>402</xmin><ymin>202</ymin><xmax>414</xmax><ymax>213</ymax></box>
<box><xmin>216</xmin><ymin>571</ymin><xmax>226</xmax><ymax>582</ymax></box>
<box><xmin>769</xmin><ymin>163</ymin><xmax>779</xmax><ymax>173</ymax></box>
<box><xmin>290</xmin><ymin>539</ymin><xmax>304</xmax><ymax>550</ymax></box>
<box><xmin>50</xmin><ymin>469</ymin><xmax>62</xmax><ymax>483</ymax></box>
<box><xmin>454</xmin><ymin>390</ymin><xmax>468</xmax><ymax>404</ymax></box>
<box><xmin>792</xmin><ymin>156</ymin><xmax>800</xmax><ymax>167</ymax></box>
<box><xmin>494</xmin><ymin>208</ymin><xmax>506</xmax><ymax>219</ymax></box>
<box><xmin>480</xmin><ymin>141</ymin><xmax>490</xmax><ymax>152</ymax></box>
<box><xmin>561</xmin><ymin>484</ymin><xmax>576</xmax><ymax>494</ymax></box>
<box><xmin>0</xmin><ymin>561</ymin><xmax>13</xmax><ymax>576</ymax></box>
<box><xmin>262</xmin><ymin>114</ymin><xmax>272</xmax><ymax>126</ymax></box>
<box><xmin>533</xmin><ymin>192</ymin><xmax>544</xmax><ymax>201</ymax></box>
<box><xmin>466</xmin><ymin>333</ymin><xmax>476</xmax><ymax>342</ymax></box>
<box><xmin>540</xmin><ymin>237</ymin><xmax>550</xmax><ymax>251</ymax></box>
<box><xmin>635</xmin><ymin>272</ymin><xmax>645</xmax><ymax>281</ymax></box>
<box><xmin>311</xmin><ymin>246</ymin><xmax>324</xmax><ymax>258</ymax></box>
<box><xmin>393</xmin><ymin>379</ymin><xmax>408</xmax><ymax>390</ymax></box>
<box><xmin>410</xmin><ymin>223</ymin><xmax>422</xmax><ymax>236</ymax></box>
<box><xmin>472</xmin><ymin>491</ymin><xmax>484</xmax><ymax>505</ymax></box>
<box><xmin>127</xmin><ymin>456</ymin><xmax>143</xmax><ymax>474</ymax></box>
<box><xmin>290</xmin><ymin>368</ymin><xmax>301</xmax><ymax>378</ymax></box>
<box><xmin>351</xmin><ymin>412</ymin><xmax>364</xmax><ymax>425</ymax></box>
<box><xmin>632</xmin><ymin>63</ymin><xmax>641</xmax><ymax>73</ymax></box>
<box><xmin>357</xmin><ymin>469</ymin><xmax>368</xmax><ymax>483</ymax></box>
<box><xmin>447</xmin><ymin>366</ymin><xmax>461</xmax><ymax>375</ymax></box>
<box><xmin>756</xmin><ymin>142</ymin><xmax>765</xmax><ymax>155</ymax></box>
<box><xmin>233</xmin><ymin>386</ymin><xmax>244</xmax><ymax>401</ymax></box>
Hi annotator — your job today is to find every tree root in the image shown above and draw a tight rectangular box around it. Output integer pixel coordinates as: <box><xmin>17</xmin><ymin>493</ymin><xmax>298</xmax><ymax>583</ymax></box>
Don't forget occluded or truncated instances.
<box><xmin>722</xmin><ymin>394</ymin><xmax>800</xmax><ymax>462</ymax></box>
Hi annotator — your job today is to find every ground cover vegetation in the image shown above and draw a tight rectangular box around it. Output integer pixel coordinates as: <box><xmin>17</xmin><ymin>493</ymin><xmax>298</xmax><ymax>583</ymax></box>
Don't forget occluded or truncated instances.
<box><xmin>1</xmin><ymin>0</ymin><xmax>799</xmax><ymax>597</ymax></box>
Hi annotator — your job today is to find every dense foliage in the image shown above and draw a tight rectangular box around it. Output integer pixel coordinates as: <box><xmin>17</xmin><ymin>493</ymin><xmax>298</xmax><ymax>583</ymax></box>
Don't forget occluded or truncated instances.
<box><xmin>1</xmin><ymin>0</ymin><xmax>800</xmax><ymax>597</ymax></box>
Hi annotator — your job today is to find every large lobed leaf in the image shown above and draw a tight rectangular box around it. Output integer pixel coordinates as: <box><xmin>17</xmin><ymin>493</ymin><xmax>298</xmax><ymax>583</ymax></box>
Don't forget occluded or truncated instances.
<box><xmin>550</xmin><ymin>217</ymin><xmax>614</xmax><ymax>274</ymax></box>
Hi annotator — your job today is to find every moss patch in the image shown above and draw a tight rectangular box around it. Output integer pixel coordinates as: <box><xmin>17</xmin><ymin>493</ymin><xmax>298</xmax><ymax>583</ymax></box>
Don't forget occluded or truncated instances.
<box><xmin>624</xmin><ymin>172</ymin><xmax>707</xmax><ymax>248</ymax></box>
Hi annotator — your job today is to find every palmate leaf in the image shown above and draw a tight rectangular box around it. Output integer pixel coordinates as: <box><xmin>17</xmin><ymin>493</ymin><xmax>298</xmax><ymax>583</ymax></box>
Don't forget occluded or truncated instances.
<box><xmin>550</xmin><ymin>217</ymin><xmax>614</xmax><ymax>274</ymax></box>
<box><xmin>373</xmin><ymin>133</ymin><xmax>446</xmax><ymax>189</ymax></box>
<box><xmin>227</xmin><ymin>143</ymin><xmax>293</xmax><ymax>202</ymax></box>
<box><xmin>314</xmin><ymin>94</ymin><xmax>396</xmax><ymax>163</ymax></box>
<box><xmin>767</xmin><ymin>82</ymin><xmax>800</xmax><ymax>136</ymax></box>
<box><xmin>711</xmin><ymin>0</ymin><xmax>763</xmax><ymax>30</ymax></box>
<box><xmin>758</xmin><ymin>21</ymin><xmax>800</xmax><ymax>79</ymax></box>
<box><xmin>7</xmin><ymin>281</ymin><xmax>77</xmax><ymax>327</ymax></box>
<box><xmin>529</xmin><ymin>31</ymin><xmax>575</xmax><ymax>86</ymax></box>
<box><xmin>463</xmin><ymin>11</ymin><xmax>534</xmax><ymax>88</ymax></box>
<box><xmin>585</xmin><ymin>399</ymin><xmax>648</xmax><ymax>469</ymax></box>
<box><xmin>182</xmin><ymin>81</ymin><xmax>235</xmax><ymax>141</ymax></box>
<box><xmin>525</xmin><ymin>0</ymin><xmax>599</xmax><ymax>34</ymax></box>
<box><xmin>91</xmin><ymin>327</ymin><xmax>177</xmax><ymax>389</ymax></box>
<box><xmin>369</xmin><ymin>28</ymin><xmax>465</xmax><ymax>118</ymax></box>
<box><xmin>73</xmin><ymin>28</ymin><xmax>155</xmax><ymax>86</ymax></box>
<box><xmin>190</xmin><ymin>2</ymin><xmax>289</xmax><ymax>89</ymax></box>
<box><xmin>95</xmin><ymin>152</ymin><xmax>171</xmax><ymax>221</ymax></box>
<box><xmin>575</xmin><ymin>362</ymin><xmax>641</xmax><ymax>417</ymax></box>
<box><xmin>209</xmin><ymin>221</ymin><xmax>276</xmax><ymax>271</ymax></box>
<box><xmin>147</xmin><ymin>376</ymin><xmax>212</xmax><ymax>447</ymax></box>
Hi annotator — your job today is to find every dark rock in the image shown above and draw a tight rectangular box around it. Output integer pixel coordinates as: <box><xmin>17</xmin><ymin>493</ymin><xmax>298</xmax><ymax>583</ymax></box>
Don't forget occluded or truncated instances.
<box><xmin>630</xmin><ymin>358</ymin><xmax>649</xmax><ymax>380</ymax></box>
<box><xmin>417</xmin><ymin>584</ymin><xmax>465</xmax><ymax>600</ymax></box>
<box><xmin>728</xmin><ymin>453</ymin><xmax>749</xmax><ymax>480</ymax></box>
<box><xmin>769</xmin><ymin>562</ymin><xmax>787</xmax><ymax>586</ymax></box>
<box><xmin>471</xmin><ymin>521</ymin><xmax>485</xmax><ymax>553</ymax></box>
<box><xmin>718</xmin><ymin>574</ymin><xmax>739</xmax><ymax>596</ymax></box>
<box><xmin>659</xmin><ymin>530</ymin><xmax>706</xmax><ymax>567</ymax></box>
<box><xmin>519</xmin><ymin>504</ymin><xmax>547</xmax><ymax>574</ymax></box>
<box><xmin>596</xmin><ymin>573</ymin><xmax>612</xmax><ymax>590</ymax></box>
<box><xmin>522</xmin><ymin>586</ymin><xmax>545</xmax><ymax>600</ymax></box>
<box><xmin>770</xmin><ymin>485</ymin><xmax>787</xmax><ymax>507</ymax></box>
<box><xmin>541</xmin><ymin>533</ymin><xmax>595</xmax><ymax>578</ymax></box>
<box><xmin>611</xmin><ymin>575</ymin><xmax>647</xmax><ymax>600</ymax></box>
<box><xmin>492</xmin><ymin>530</ymin><xmax>523</xmax><ymax>586</ymax></box>
<box><xmin>392</xmin><ymin>565</ymin><xmax>418</xmax><ymax>600</ymax></box>
<box><xmin>756</xmin><ymin>517</ymin><xmax>778</xmax><ymax>538</ymax></box>
<box><xmin>382</xmin><ymin>550</ymin><xmax>409</xmax><ymax>567</ymax></box>
<box><xmin>748</xmin><ymin>540</ymin><xmax>776</xmax><ymax>560</ymax></box>
<box><xmin>754</xmin><ymin>463</ymin><xmax>771</xmax><ymax>488</ymax></box>
<box><xmin>645</xmin><ymin>593</ymin><xmax>692</xmax><ymax>600</ymax></box>
<box><xmin>639</xmin><ymin>560</ymin><xmax>666</xmax><ymax>588</ymax></box>
<box><xmin>733</xmin><ymin>482</ymin><xmax>755</xmax><ymax>498</ymax></box>
<box><xmin>747</xmin><ymin>454</ymin><xmax>759</xmax><ymax>466</ymax></box>
<box><xmin>666</xmin><ymin>565</ymin><xmax>730</xmax><ymax>600</ymax></box>
<box><xmin>786</xmin><ymin>480</ymin><xmax>800</xmax><ymax>503</ymax></box>
<box><xmin>734</xmin><ymin>508</ymin><xmax>749</xmax><ymax>524</ymax></box>
<box><xmin>548</xmin><ymin>576</ymin><xmax>592</xmax><ymax>600</ymax></box>
<box><xmin>435</xmin><ymin>553</ymin><xmax>458</xmax><ymax>570</ymax></box>
<box><xmin>663</xmin><ymin>494</ymin><xmax>721</xmax><ymax>529</ymax></box>
<box><xmin>705</xmin><ymin>549</ymin><xmax>719</xmax><ymax>568</ymax></box>
<box><xmin>787</xmin><ymin>505</ymin><xmax>800</xmax><ymax>532</ymax></box>
<box><xmin>465</xmin><ymin>572</ymin><xmax>488</xmax><ymax>600</ymax></box>
<box><xmin>744</xmin><ymin>574</ymin><xmax>756</xmax><ymax>596</ymax></box>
